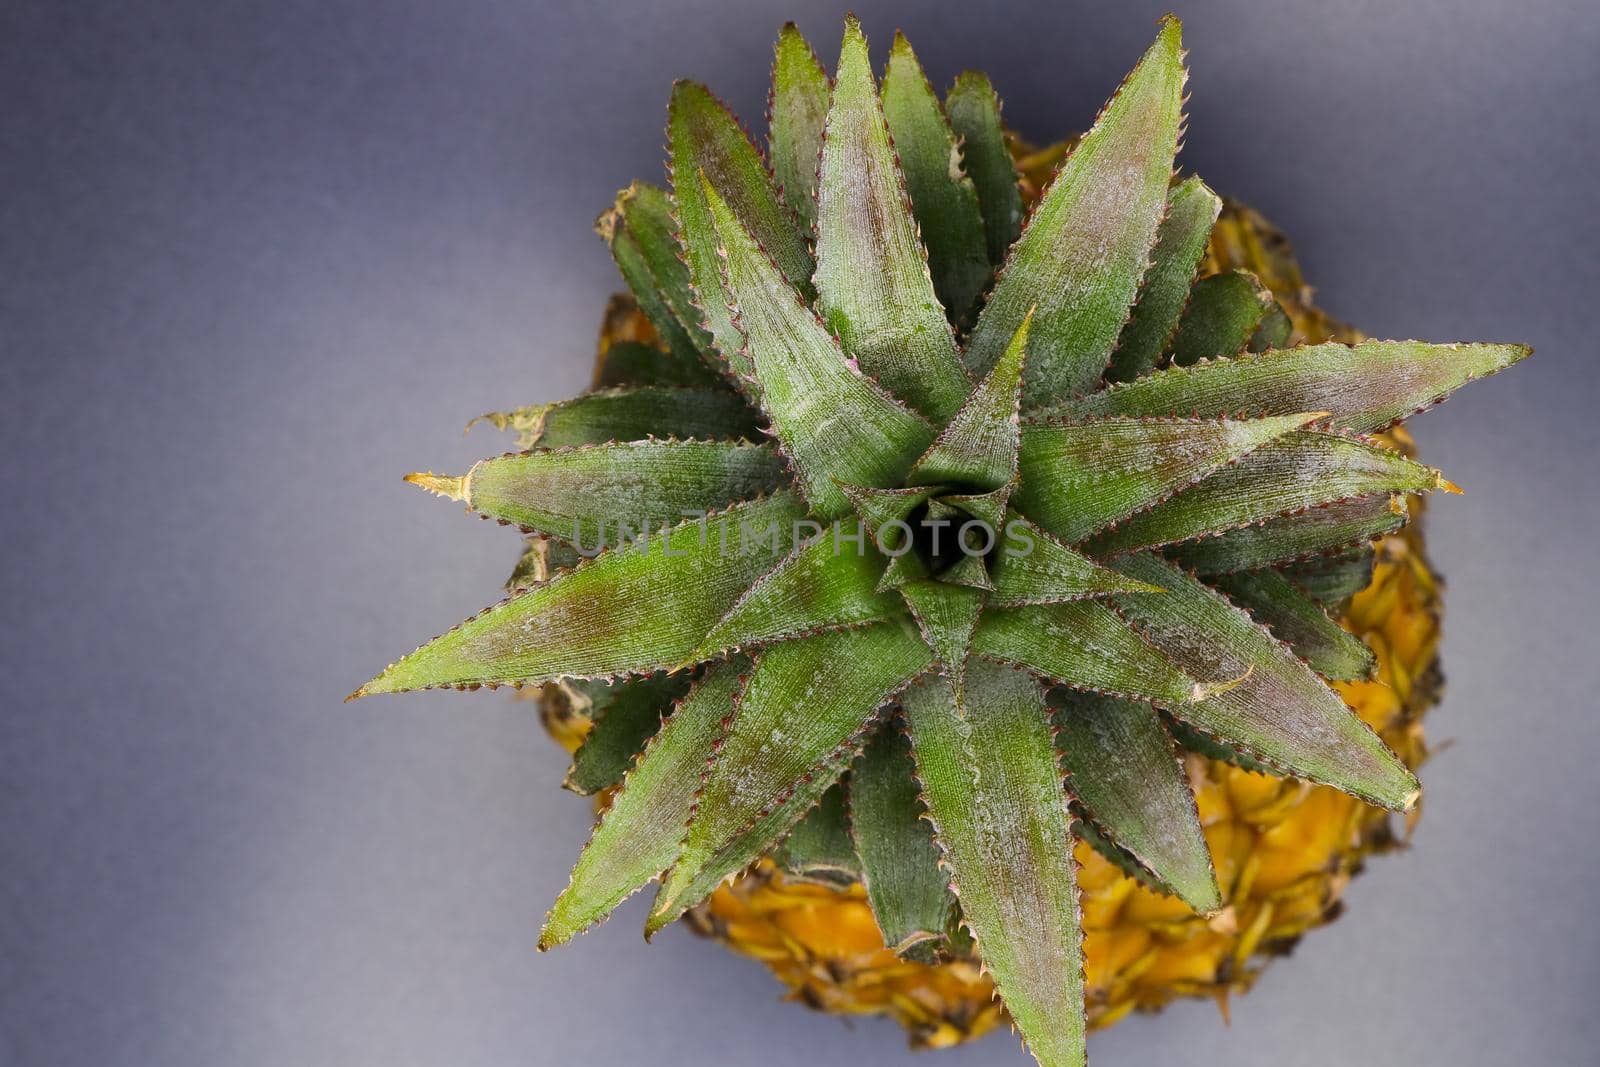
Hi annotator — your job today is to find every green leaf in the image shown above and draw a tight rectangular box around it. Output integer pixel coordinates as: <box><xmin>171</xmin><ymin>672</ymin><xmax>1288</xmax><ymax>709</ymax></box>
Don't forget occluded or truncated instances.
<box><xmin>880</xmin><ymin>33</ymin><xmax>990</xmax><ymax>325</ymax></box>
<box><xmin>1014</xmin><ymin>412</ymin><xmax>1317</xmax><ymax>544</ymax></box>
<box><xmin>694</xmin><ymin>522</ymin><xmax>905</xmax><ymax>658</ymax></box>
<box><xmin>1169</xmin><ymin>270</ymin><xmax>1274</xmax><ymax>367</ymax></box>
<box><xmin>775</xmin><ymin>781</ymin><xmax>860</xmax><ymax>884</ymax></box>
<box><xmin>1161</xmin><ymin>713</ymin><xmax>1274</xmax><ymax>775</ymax></box>
<box><xmin>600</xmin><ymin>183</ymin><xmax>718</xmax><ymax>367</ymax></box>
<box><xmin>477</xmin><ymin>387</ymin><xmax>762</xmax><ymax>450</ymax></box>
<box><xmin>768</xmin><ymin>23</ymin><xmax>830</xmax><ymax>231</ymax></box>
<box><xmin>836</xmin><ymin>483</ymin><xmax>943</xmax><ymax>592</ymax></box>
<box><xmin>1085</xmin><ymin>431</ymin><xmax>1449</xmax><ymax>557</ymax></box>
<box><xmin>1168</xmin><ymin>495</ymin><xmax>1407</xmax><ymax>574</ymax></box>
<box><xmin>878</xmin><ymin>549</ymin><xmax>931</xmax><ymax>592</ymax></box>
<box><xmin>1106</xmin><ymin>176</ymin><xmax>1222</xmax><ymax>382</ymax></box>
<box><xmin>651</xmin><ymin>744</ymin><xmax>856</xmax><ymax>938</ymax></box>
<box><xmin>1209</xmin><ymin>569</ymin><xmax>1376</xmax><ymax>680</ymax></box>
<box><xmin>1063</xmin><ymin>340</ymin><xmax>1533</xmax><ymax>434</ymax></box>
<box><xmin>899</xmin><ymin>579</ymin><xmax>985</xmax><ymax>671</ymax></box>
<box><xmin>1111</xmin><ymin>553</ymin><xmax>1418</xmax><ymax>810</ymax></box>
<box><xmin>601</xmin><ymin>209</ymin><xmax>699</xmax><ymax>364</ymax></box>
<box><xmin>988</xmin><ymin>513</ymin><xmax>1161</xmax><ymax>606</ymax></box>
<box><xmin>907</xmin><ymin>310</ymin><xmax>1029</xmax><ymax>491</ymax></box>
<box><xmin>931</xmin><ymin>543</ymin><xmax>993</xmax><ymax>592</ymax></box>
<box><xmin>938</xmin><ymin>485</ymin><xmax>1010</xmax><ymax>533</ymax></box>
<box><xmin>351</xmin><ymin>493</ymin><xmax>807</xmax><ymax>695</ymax></box>
<box><xmin>903</xmin><ymin>661</ymin><xmax>1086</xmax><ymax>1067</ymax></box>
<box><xmin>566</xmin><ymin>673</ymin><xmax>694</xmax><ymax>794</ymax></box>
<box><xmin>671</xmin><ymin>81</ymin><xmax>813</xmax><ymax>379</ymax></box>
<box><xmin>839</xmin><ymin>482</ymin><xmax>940</xmax><ymax>537</ymax></box>
<box><xmin>1277</xmin><ymin>547</ymin><xmax>1376</xmax><ymax>606</ymax></box>
<box><xmin>409</xmin><ymin>440</ymin><xmax>787</xmax><ymax>543</ymax></box>
<box><xmin>851</xmin><ymin>723</ymin><xmax>955</xmax><ymax>959</ymax></box>
<box><xmin>814</xmin><ymin>18</ymin><xmax>971</xmax><ymax>422</ymax></box>
<box><xmin>649</xmin><ymin>621</ymin><xmax>933</xmax><ymax>929</ymax></box>
<box><xmin>1250</xmin><ymin>298</ymin><xmax>1293</xmax><ymax>353</ymax></box>
<box><xmin>594</xmin><ymin>340</ymin><xmax>726</xmax><ymax>390</ymax></box>
<box><xmin>704</xmin><ymin>177</ymin><xmax>935</xmax><ymax>519</ymax></box>
<box><xmin>946</xmin><ymin>71</ymin><xmax>1023</xmax><ymax>265</ymax></box>
<box><xmin>1051</xmin><ymin>692</ymin><xmax>1220</xmax><ymax>913</ymax></box>
<box><xmin>540</xmin><ymin>660</ymin><xmax>744</xmax><ymax>948</ymax></box>
<box><xmin>972</xmin><ymin>599</ymin><xmax>1196</xmax><ymax>705</ymax></box>
<box><xmin>964</xmin><ymin>18</ymin><xmax>1186</xmax><ymax>404</ymax></box>
<box><xmin>1072</xmin><ymin>814</ymin><xmax>1172</xmax><ymax>894</ymax></box>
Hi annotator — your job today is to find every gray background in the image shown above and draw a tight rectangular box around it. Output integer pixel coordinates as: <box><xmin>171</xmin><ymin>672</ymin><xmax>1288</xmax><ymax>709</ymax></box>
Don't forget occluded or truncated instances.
<box><xmin>3</xmin><ymin>0</ymin><xmax>1595</xmax><ymax>1064</ymax></box>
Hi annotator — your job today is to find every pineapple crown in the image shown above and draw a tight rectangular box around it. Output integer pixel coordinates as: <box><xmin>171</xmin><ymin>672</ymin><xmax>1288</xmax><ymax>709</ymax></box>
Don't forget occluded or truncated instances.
<box><xmin>354</xmin><ymin>16</ymin><xmax>1527</xmax><ymax>1066</ymax></box>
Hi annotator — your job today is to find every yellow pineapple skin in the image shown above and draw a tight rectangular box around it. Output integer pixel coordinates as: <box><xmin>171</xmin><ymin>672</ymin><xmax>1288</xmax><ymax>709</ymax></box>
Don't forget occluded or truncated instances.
<box><xmin>535</xmin><ymin>144</ymin><xmax>1443</xmax><ymax>1049</ymax></box>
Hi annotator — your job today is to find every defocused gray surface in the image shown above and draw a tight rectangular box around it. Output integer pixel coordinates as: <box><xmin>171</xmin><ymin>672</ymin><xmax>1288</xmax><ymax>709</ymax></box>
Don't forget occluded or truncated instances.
<box><xmin>2</xmin><ymin>1</ymin><xmax>1596</xmax><ymax>1064</ymax></box>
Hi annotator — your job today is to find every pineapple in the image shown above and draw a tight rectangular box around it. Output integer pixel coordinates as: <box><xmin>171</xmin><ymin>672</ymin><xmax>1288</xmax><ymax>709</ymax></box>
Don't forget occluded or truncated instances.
<box><xmin>354</xmin><ymin>17</ymin><xmax>1527</xmax><ymax>1066</ymax></box>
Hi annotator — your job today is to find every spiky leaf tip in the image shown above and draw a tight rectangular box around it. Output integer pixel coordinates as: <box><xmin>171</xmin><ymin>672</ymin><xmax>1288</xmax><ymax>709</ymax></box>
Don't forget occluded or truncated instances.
<box><xmin>965</xmin><ymin>15</ymin><xmax>1187</xmax><ymax>404</ymax></box>
<box><xmin>814</xmin><ymin>16</ymin><xmax>970</xmax><ymax>421</ymax></box>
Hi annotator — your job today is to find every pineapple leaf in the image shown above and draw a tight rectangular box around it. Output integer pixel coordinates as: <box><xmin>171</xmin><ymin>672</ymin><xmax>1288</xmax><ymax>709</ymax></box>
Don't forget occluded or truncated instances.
<box><xmin>351</xmin><ymin>493</ymin><xmax>807</xmax><ymax>695</ymax></box>
<box><xmin>1161</xmin><ymin>712</ymin><xmax>1276</xmax><ymax>775</ymax></box>
<box><xmin>694</xmin><ymin>522</ymin><xmax>904</xmax><ymax>659</ymax></box>
<box><xmin>671</xmin><ymin>81</ymin><xmax>813</xmax><ymax>380</ymax></box>
<box><xmin>1251</xmin><ymin>297</ymin><xmax>1294</xmax><ymax>352</ymax></box>
<box><xmin>1085</xmin><ymin>431</ymin><xmax>1450</xmax><ymax>557</ymax></box>
<box><xmin>938</xmin><ymin>485</ymin><xmax>1011</xmax><ymax>531</ymax></box>
<box><xmin>1168</xmin><ymin>494</ymin><xmax>1408</xmax><ymax>574</ymax></box>
<box><xmin>1169</xmin><ymin>270</ymin><xmax>1274</xmax><ymax>366</ymax></box>
<box><xmin>899</xmin><ymin>579</ymin><xmax>985</xmax><ymax>672</ymax></box>
<box><xmin>814</xmin><ymin>17</ymin><xmax>971</xmax><ymax>422</ymax></box>
<box><xmin>1112</xmin><ymin>553</ymin><xmax>1418</xmax><ymax>809</ymax></box>
<box><xmin>839</xmin><ymin>482</ymin><xmax>940</xmax><ymax>535</ymax></box>
<box><xmin>877</xmin><ymin>546</ymin><xmax>931</xmax><ymax>591</ymax></box>
<box><xmin>411</xmin><ymin>439</ymin><xmax>787</xmax><ymax>543</ymax></box>
<box><xmin>650</xmin><ymin>621</ymin><xmax>932</xmax><ymax>929</ymax></box>
<box><xmin>907</xmin><ymin>309</ymin><xmax>1030</xmax><ymax>491</ymax></box>
<box><xmin>1015</xmin><ymin>412</ymin><xmax>1318</xmax><ymax>544</ymax></box>
<box><xmin>1064</xmin><ymin>340</ymin><xmax>1533</xmax><ymax>434</ymax></box>
<box><xmin>880</xmin><ymin>32</ymin><xmax>990</xmax><ymax>325</ymax></box>
<box><xmin>1106</xmin><ymin>176</ymin><xmax>1222</xmax><ymax>382</ymax></box>
<box><xmin>650</xmin><ymin>744</ymin><xmax>857</xmax><ymax>938</ymax></box>
<box><xmin>775</xmin><ymin>780</ymin><xmax>860</xmax><ymax>884</ymax></box>
<box><xmin>850</xmin><ymin>723</ymin><xmax>956</xmax><ymax>960</ymax></box>
<box><xmin>594</xmin><ymin>339</ymin><xmax>726</xmax><ymax>391</ymax></box>
<box><xmin>1072</xmin><ymin>814</ymin><xmax>1173</xmax><ymax>894</ymax></box>
<box><xmin>768</xmin><ymin>23</ymin><xmax>830</xmax><ymax>232</ymax></box>
<box><xmin>600</xmin><ymin>183</ymin><xmax>719</xmax><ymax>368</ymax></box>
<box><xmin>477</xmin><ymin>387</ymin><xmax>761</xmax><ymax>450</ymax></box>
<box><xmin>903</xmin><ymin>661</ymin><xmax>1087</xmax><ymax>1067</ymax></box>
<box><xmin>965</xmin><ymin>18</ymin><xmax>1186</xmax><ymax>404</ymax></box>
<box><xmin>566</xmin><ymin>673</ymin><xmax>693</xmax><ymax>795</ymax></box>
<box><xmin>540</xmin><ymin>661</ymin><xmax>744</xmax><ymax>949</ymax></box>
<box><xmin>1277</xmin><ymin>547</ymin><xmax>1376</xmax><ymax>606</ymax></box>
<box><xmin>972</xmin><ymin>599</ymin><xmax>1197</xmax><ymax>705</ymax></box>
<box><xmin>988</xmin><ymin>513</ymin><xmax>1162</xmax><ymax>607</ymax></box>
<box><xmin>1209</xmin><ymin>568</ymin><xmax>1376</xmax><ymax>680</ymax></box>
<box><xmin>1052</xmin><ymin>692</ymin><xmax>1221</xmax><ymax>913</ymax></box>
<box><xmin>932</xmin><ymin>545</ymin><xmax>994</xmax><ymax>592</ymax></box>
<box><xmin>704</xmin><ymin>176</ymin><xmax>935</xmax><ymax>519</ymax></box>
<box><xmin>945</xmin><ymin>70</ymin><xmax>1023</xmax><ymax>265</ymax></box>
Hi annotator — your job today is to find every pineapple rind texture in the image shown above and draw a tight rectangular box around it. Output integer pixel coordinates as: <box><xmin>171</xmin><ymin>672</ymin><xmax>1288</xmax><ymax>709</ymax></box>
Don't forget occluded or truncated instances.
<box><xmin>536</xmin><ymin>183</ymin><xmax>1441</xmax><ymax>1048</ymax></box>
